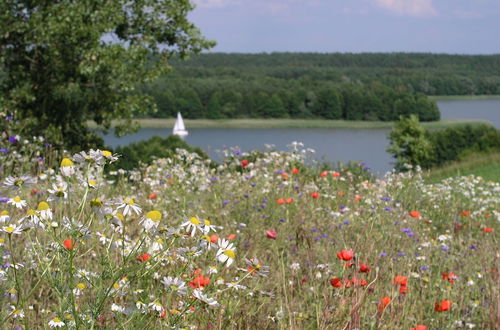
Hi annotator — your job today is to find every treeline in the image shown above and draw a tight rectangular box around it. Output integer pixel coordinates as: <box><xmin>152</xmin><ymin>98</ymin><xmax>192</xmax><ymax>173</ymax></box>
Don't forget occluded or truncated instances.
<box><xmin>140</xmin><ymin>52</ymin><xmax>500</xmax><ymax>120</ymax></box>
<box><xmin>142</xmin><ymin>78</ymin><xmax>439</xmax><ymax>121</ymax></box>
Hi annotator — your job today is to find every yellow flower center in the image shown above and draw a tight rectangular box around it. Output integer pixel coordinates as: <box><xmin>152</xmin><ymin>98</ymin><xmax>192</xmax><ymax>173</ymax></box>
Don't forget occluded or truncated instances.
<box><xmin>125</xmin><ymin>198</ymin><xmax>134</xmax><ymax>206</ymax></box>
<box><xmin>204</xmin><ymin>219</ymin><xmax>211</xmax><ymax>226</ymax></box>
<box><xmin>190</xmin><ymin>217</ymin><xmax>200</xmax><ymax>225</ymax></box>
<box><xmin>14</xmin><ymin>179</ymin><xmax>24</xmax><ymax>186</ymax></box>
<box><xmin>0</xmin><ymin>210</ymin><xmax>8</xmax><ymax>216</ymax></box>
<box><xmin>88</xmin><ymin>180</ymin><xmax>97</xmax><ymax>187</ymax></box>
<box><xmin>60</xmin><ymin>158</ymin><xmax>74</xmax><ymax>167</ymax></box>
<box><xmin>0</xmin><ymin>238</ymin><xmax>4</xmax><ymax>244</ymax></box>
<box><xmin>115</xmin><ymin>213</ymin><xmax>124</xmax><ymax>221</ymax></box>
<box><xmin>90</xmin><ymin>198</ymin><xmax>103</xmax><ymax>207</ymax></box>
<box><xmin>102</xmin><ymin>150</ymin><xmax>112</xmax><ymax>157</ymax></box>
<box><xmin>76</xmin><ymin>283</ymin><xmax>86</xmax><ymax>290</ymax></box>
<box><xmin>9</xmin><ymin>288</ymin><xmax>17</xmax><ymax>294</ymax></box>
<box><xmin>224</xmin><ymin>250</ymin><xmax>235</xmax><ymax>259</ymax></box>
<box><xmin>13</xmin><ymin>196</ymin><xmax>21</xmax><ymax>203</ymax></box>
<box><xmin>52</xmin><ymin>317</ymin><xmax>62</xmax><ymax>323</ymax></box>
<box><xmin>4</xmin><ymin>226</ymin><xmax>15</xmax><ymax>233</ymax></box>
<box><xmin>13</xmin><ymin>309</ymin><xmax>21</xmax><ymax>315</ymax></box>
<box><xmin>146</xmin><ymin>210</ymin><xmax>162</xmax><ymax>222</ymax></box>
<box><xmin>37</xmin><ymin>201</ymin><xmax>50</xmax><ymax>211</ymax></box>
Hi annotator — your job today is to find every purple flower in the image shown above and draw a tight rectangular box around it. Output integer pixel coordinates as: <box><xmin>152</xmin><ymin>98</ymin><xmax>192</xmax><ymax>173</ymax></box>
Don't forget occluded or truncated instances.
<box><xmin>343</xmin><ymin>220</ymin><xmax>350</xmax><ymax>225</ymax></box>
<box><xmin>397</xmin><ymin>252</ymin><xmax>406</xmax><ymax>257</ymax></box>
<box><xmin>469</xmin><ymin>245</ymin><xmax>478</xmax><ymax>250</ymax></box>
<box><xmin>0</xmin><ymin>197</ymin><xmax>9</xmax><ymax>203</ymax></box>
<box><xmin>440</xmin><ymin>244</ymin><xmax>450</xmax><ymax>252</ymax></box>
<box><xmin>0</xmin><ymin>148</ymin><xmax>8</xmax><ymax>154</ymax></box>
<box><xmin>384</xmin><ymin>207</ymin><xmax>392</xmax><ymax>211</ymax></box>
<box><xmin>279</xmin><ymin>218</ymin><xmax>286</xmax><ymax>223</ymax></box>
<box><xmin>44</xmin><ymin>143</ymin><xmax>52</xmax><ymax>147</ymax></box>
<box><xmin>5</xmin><ymin>116</ymin><xmax>13</xmax><ymax>121</ymax></box>
<box><xmin>401</xmin><ymin>228</ymin><xmax>412</xmax><ymax>233</ymax></box>
<box><xmin>311</xmin><ymin>228</ymin><xmax>318</xmax><ymax>233</ymax></box>
<box><xmin>8</xmin><ymin>136</ymin><xmax>18</xmax><ymax>144</ymax></box>
<box><xmin>222</xmin><ymin>200</ymin><xmax>230</xmax><ymax>206</ymax></box>
<box><xmin>420</xmin><ymin>265</ymin><xmax>429</xmax><ymax>271</ymax></box>
<box><xmin>379</xmin><ymin>252</ymin><xmax>387</xmax><ymax>257</ymax></box>
<box><xmin>381</xmin><ymin>196</ymin><xmax>391</xmax><ymax>201</ymax></box>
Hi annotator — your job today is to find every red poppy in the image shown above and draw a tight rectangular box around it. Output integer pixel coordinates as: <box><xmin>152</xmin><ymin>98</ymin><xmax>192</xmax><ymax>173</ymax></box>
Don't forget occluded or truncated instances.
<box><xmin>409</xmin><ymin>210</ymin><xmax>421</xmax><ymax>219</ymax></box>
<box><xmin>483</xmin><ymin>227</ymin><xmax>492</xmax><ymax>233</ymax></box>
<box><xmin>435</xmin><ymin>300</ymin><xmax>451</xmax><ymax>312</ymax></box>
<box><xmin>31</xmin><ymin>189</ymin><xmax>38</xmax><ymax>195</ymax></box>
<box><xmin>227</xmin><ymin>233</ymin><xmax>236</xmax><ymax>240</ymax></box>
<box><xmin>442</xmin><ymin>272</ymin><xmax>458</xmax><ymax>284</ymax></box>
<box><xmin>285</xmin><ymin>198</ymin><xmax>294</xmax><ymax>204</ymax></box>
<box><xmin>399</xmin><ymin>284</ymin><xmax>409</xmax><ymax>294</ymax></box>
<box><xmin>412</xmin><ymin>326</ymin><xmax>427</xmax><ymax>330</ymax></box>
<box><xmin>265</xmin><ymin>229</ymin><xmax>277</xmax><ymax>239</ymax></box>
<box><xmin>281</xmin><ymin>172</ymin><xmax>289</xmax><ymax>181</ymax></box>
<box><xmin>319</xmin><ymin>171</ymin><xmax>328</xmax><ymax>177</ymax></box>
<box><xmin>310</xmin><ymin>192</ymin><xmax>319</xmax><ymax>199</ymax></box>
<box><xmin>344</xmin><ymin>261</ymin><xmax>355</xmax><ymax>268</ymax></box>
<box><xmin>136</xmin><ymin>253</ymin><xmax>151</xmax><ymax>262</ymax></box>
<box><xmin>63</xmin><ymin>239</ymin><xmax>74</xmax><ymax>250</ymax></box>
<box><xmin>189</xmin><ymin>275</ymin><xmax>210</xmax><ymax>288</ymax></box>
<box><xmin>148</xmin><ymin>193</ymin><xmax>157</xmax><ymax>200</ymax></box>
<box><xmin>332</xmin><ymin>171</ymin><xmax>340</xmax><ymax>177</ymax></box>
<box><xmin>240</xmin><ymin>159</ymin><xmax>249</xmax><ymax>167</ymax></box>
<box><xmin>336</xmin><ymin>249</ymin><xmax>354</xmax><ymax>261</ymax></box>
<box><xmin>378</xmin><ymin>296</ymin><xmax>391</xmax><ymax>311</ymax></box>
<box><xmin>292</xmin><ymin>167</ymin><xmax>299</xmax><ymax>175</ymax></box>
<box><xmin>359</xmin><ymin>263</ymin><xmax>371</xmax><ymax>273</ymax></box>
<box><xmin>329</xmin><ymin>277</ymin><xmax>342</xmax><ymax>288</ymax></box>
<box><xmin>460</xmin><ymin>210</ymin><xmax>470</xmax><ymax>217</ymax></box>
<box><xmin>353</xmin><ymin>194</ymin><xmax>362</xmax><ymax>202</ymax></box>
<box><xmin>277</xmin><ymin>198</ymin><xmax>285</xmax><ymax>205</ymax></box>
<box><xmin>350</xmin><ymin>278</ymin><xmax>367</xmax><ymax>287</ymax></box>
<box><xmin>209</xmin><ymin>235</ymin><xmax>218</xmax><ymax>243</ymax></box>
<box><xmin>300</xmin><ymin>277</ymin><xmax>308</xmax><ymax>285</ymax></box>
<box><xmin>393</xmin><ymin>275</ymin><xmax>408</xmax><ymax>287</ymax></box>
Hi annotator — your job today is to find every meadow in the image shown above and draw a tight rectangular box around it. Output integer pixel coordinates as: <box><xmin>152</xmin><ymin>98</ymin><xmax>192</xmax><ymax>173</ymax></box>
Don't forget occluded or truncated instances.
<box><xmin>0</xmin><ymin>124</ymin><xmax>498</xmax><ymax>329</ymax></box>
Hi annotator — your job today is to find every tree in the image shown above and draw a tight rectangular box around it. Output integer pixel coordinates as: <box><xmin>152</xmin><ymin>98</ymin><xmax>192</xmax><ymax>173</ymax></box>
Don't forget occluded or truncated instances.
<box><xmin>387</xmin><ymin>115</ymin><xmax>434</xmax><ymax>171</ymax></box>
<box><xmin>0</xmin><ymin>0</ymin><xmax>214</xmax><ymax>149</ymax></box>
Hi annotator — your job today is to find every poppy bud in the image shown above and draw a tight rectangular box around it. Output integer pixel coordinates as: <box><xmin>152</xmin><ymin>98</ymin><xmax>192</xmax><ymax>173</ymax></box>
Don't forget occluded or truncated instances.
<box><xmin>292</xmin><ymin>168</ymin><xmax>299</xmax><ymax>174</ymax></box>
<box><xmin>359</xmin><ymin>263</ymin><xmax>371</xmax><ymax>273</ymax></box>
<box><xmin>148</xmin><ymin>193</ymin><xmax>157</xmax><ymax>200</ymax></box>
<box><xmin>277</xmin><ymin>198</ymin><xmax>285</xmax><ymax>205</ymax></box>
<box><xmin>136</xmin><ymin>253</ymin><xmax>151</xmax><ymax>262</ymax></box>
<box><xmin>240</xmin><ymin>159</ymin><xmax>249</xmax><ymax>167</ymax></box>
<box><xmin>409</xmin><ymin>210</ymin><xmax>421</xmax><ymax>219</ymax></box>
<box><xmin>310</xmin><ymin>192</ymin><xmax>319</xmax><ymax>199</ymax></box>
<box><xmin>265</xmin><ymin>229</ymin><xmax>277</xmax><ymax>239</ymax></box>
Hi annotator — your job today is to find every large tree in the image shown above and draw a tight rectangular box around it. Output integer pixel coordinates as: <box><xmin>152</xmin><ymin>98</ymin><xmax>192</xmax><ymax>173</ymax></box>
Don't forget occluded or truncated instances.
<box><xmin>0</xmin><ymin>0</ymin><xmax>214</xmax><ymax>149</ymax></box>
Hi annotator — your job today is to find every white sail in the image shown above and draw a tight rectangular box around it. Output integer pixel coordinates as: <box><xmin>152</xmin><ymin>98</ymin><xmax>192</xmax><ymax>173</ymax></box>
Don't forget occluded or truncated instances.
<box><xmin>173</xmin><ymin>112</ymin><xmax>188</xmax><ymax>136</ymax></box>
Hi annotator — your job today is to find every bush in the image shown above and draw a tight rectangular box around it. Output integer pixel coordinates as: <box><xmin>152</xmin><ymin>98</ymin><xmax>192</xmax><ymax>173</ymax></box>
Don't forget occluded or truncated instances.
<box><xmin>112</xmin><ymin>135</ymin><xmax>209</xmax><ymax>171</ymax></box>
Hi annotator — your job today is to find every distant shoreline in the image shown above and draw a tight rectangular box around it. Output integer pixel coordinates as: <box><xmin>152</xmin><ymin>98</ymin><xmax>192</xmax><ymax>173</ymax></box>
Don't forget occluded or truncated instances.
<box><xmin>431</xmin><ymin>95</ymin><xmax>500</xmax><ymax>101</ymax></box>
<box><xmin>87</xmin><ymin>118</ymin><xmax>491</xmax><ymax>130</ymax></box>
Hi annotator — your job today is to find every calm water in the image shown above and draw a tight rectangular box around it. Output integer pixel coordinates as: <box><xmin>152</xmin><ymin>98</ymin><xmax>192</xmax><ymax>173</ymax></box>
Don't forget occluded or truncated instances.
<box><xmin>101</xmin><ymin>99</ymin><xmax>500</xmax><ymax>176</ymax></box>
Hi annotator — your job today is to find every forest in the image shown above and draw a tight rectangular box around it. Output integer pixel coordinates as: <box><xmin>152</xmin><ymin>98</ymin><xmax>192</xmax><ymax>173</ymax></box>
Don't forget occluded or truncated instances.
<box><xmin>140</xmin><ymin>52</ymin><xmax>500</xmax><ymax>120</ymax></box>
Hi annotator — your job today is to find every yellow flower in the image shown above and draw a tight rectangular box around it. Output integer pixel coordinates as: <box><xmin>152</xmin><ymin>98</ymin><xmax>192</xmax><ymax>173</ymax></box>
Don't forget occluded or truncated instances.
<box><xmin>60</xmin><ymin>158</ymin><xmax>74</xmax><ymax>167</ymax></box>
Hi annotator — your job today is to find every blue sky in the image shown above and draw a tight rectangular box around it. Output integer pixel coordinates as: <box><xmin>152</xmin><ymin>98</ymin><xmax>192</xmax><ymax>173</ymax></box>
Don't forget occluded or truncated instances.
<box><xmin>190</xmin><ymin>0</ymin><xmax>500</xmax><ymax>54</ymax></box>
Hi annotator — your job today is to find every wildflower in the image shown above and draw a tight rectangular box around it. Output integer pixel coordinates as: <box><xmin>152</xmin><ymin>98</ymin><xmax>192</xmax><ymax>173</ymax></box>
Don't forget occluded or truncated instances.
<box><xmin>292</xmin><ymin>167</ymin><xmax>299</xmax><ymax>174</ymax></box>
<box><xmin>227</xmin><ymin>233</ymin><xmax>236</xmax><ymax>240</ymax></box>
<box><xmin>329</xmin><ymin>278</ymin><xmax>342</xmax><ymax>288</ymax></box>
<box><xmin>202</xmin><ymin>219</ymin><xmax>217</xmax><ymax>235</ymax></box>
<box><xmin>100</xmin><ymin>150</ymin><xmax>118</xmax><ymax>162</ymax></box>
<box><xmin>216</xmin><ymin>238</ymin><xmax>236</xmax><ymax>267</ymax></box>
<box><xmin>3</xmin><ymin>175</ymin><xmax>35</xmax><ymax>190</ymax></box>
<box><xmin>246</xmin><ymin>257</ymin><xmax>270</xmax><ymax>277</ymax></box>
<box><xmin>0</xmin><ymin>210</ymin><xmax>9</xmax><ymax>223</ymax></box>
<box><xmin>483</xmin><ymin>227</ymin><xmax>492</xmax><ymax>233</ymax></box>
<box><xmin>336</xmin><ymin>249</ymin><xmax>354</xmax><ymax>261</ymax></box>
<box><xmin>435</xmin><ymin>300</ymin><xmax>452</xmax><ymax>312</ymax></box>
<box><xmin>116</xmin><ymin>197</ymin><xmax>141</xmax><ymax>216</ymax></box>
<box><xmin>319</xmin><ymin>171</ymin><xmax>328</xmax><ymax>177</ymax></box>
<box><xmin>359</xmin><ymin>263</ymin><xmax>371</xmax><ymax>273</ymax></box>
<box><xmin>136</xmin><ymin>253</ymin><xmax>151</xmax><ymax>262</ymax></box>
<box><xmin>277</xmin><ymin>198</ymin><xmax>285</xmax><ymax>205</ymax></box>
<box><xmin>193</xmin><ymin>289</ymin><xmax>219</xmax><ymax>308</ymax></box>
<box><xmin>409</xmin><ymin>210</ymin><xmax>421</xmax><ymax>219</ymax></box>
<box><xmin>393</xmin><ymin>276</ymin><xmax>408</xmax><ymax>286</ymax></box>
<box><xmin>285</xmin><ymin>197</ymin><xmax>293</xmax><ymax>204</ymax></box>
<box><xmin>63</xmin><ymin>239</ymin><xmax>74</xmax><ymax>250</ymax></box>
<box><xmin>10</xmin><ymin>306</ymin><xmax>24</xmax><ymax>319</ymax></box>
<box><xmin>181</xmin><ymin>217</ymin><xmax>203</xmax><ymax>237</ymax></box>
<box><xmin>37</xmin><ymin>201</ymin><xmax>53</xmax><ymax>220</ymax></box>
<box><xmin>412</xmin><ymin>326</ymin><xmax>427</xmax><ymax>330</ymax></box>
<box><xmin>240</xmin><ymin>159</ymin><xmax>249</xmax><ymax>167</ymax></box>
<box><xmin>73</xmin><ymin>150</ymin><xmax>104</xmax><ymax>165</ymax></box>
<box><xmin>332</xmin><ymin>171</ymin><xmax>340</xmax><ymax>177</ymax></box>
<box><xmin>148</xmin><ymin>301</ymin><xmax>164</xmax><ymax>312</ymax></box>
<box><xmin>265</xmin><ymin>229</ymin><xmax>277</xmax><ymax>239</ymax></box>
<box><xmin>442</xmin><ymin>272</ymin><xmax>458</xmax><ymax>284</ymax></box>
<box><xmin>148</xmin><ymin>193</ymin><xmax>157</xmax><ymax>200</ymax></box>
<box><xmin>2</xmin><ymin>224</ymin><xmax>22</xmax><ymax>235</ymax></box>
<box><xmin>460</xmin><ymin>210</ymin><xmax>470</xmax><ymax>217</ymax></box>
<box><xmin>310</xmin><ymin>192</ymin><xmax>319</xmax><ymax>199</ymax></box>
<box><xmin>161</xmin><ymin>276</ymin><xmax>187</xmax><ymax>295</ymax></box>
<box><xmin>47</xmin><ymin>182</ymin><xmax>68</xmax><ymax>201</ymax></box>
<box><xmin>7</xmin><ymin>196</ymin><xmax>27</xmax><ymax>209</ymax></box>
<box><xmin>73</xmin><ymin>283</ymin><xmax>86</xmax><ymax>296</ymax></box>
<box><xmin>139</xmin><ymin>210</ymin><xmax>162</xmax><ymax>231</ymax></box>
<box><xmin>189</xmin><ymin>275</ymin><xmax>210</xmax><ymax>289</ymax></box>
<box><xmin>59</xmin><ymin>158</ymin><xmax>75</xmax><ymax>177</ymax></box>
<box><xmin>378</xmin><ymin>296</ymin><xmax>391</xmax><ymax>311</ymax></box>
<box><xmin>48</xmin><ymin>317</ymin><xmax>65</xmax><ymax>328</ymax></box>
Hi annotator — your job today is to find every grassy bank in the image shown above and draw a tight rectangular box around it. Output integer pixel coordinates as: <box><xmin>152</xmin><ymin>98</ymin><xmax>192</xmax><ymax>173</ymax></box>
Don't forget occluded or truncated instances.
<box><xmin>425</xmin><ymin>151</ymin><xmax>500</xmax><ymax>182</ymax></box>
<box><xmin>431</xmin><ymin>95</ymin><xmax>500</xmax><ymax>101</ymax></box>
<box><xmin>88</xmin><ymin>118</ymin><xmax>490</xmax><ymax>130</ymax></box>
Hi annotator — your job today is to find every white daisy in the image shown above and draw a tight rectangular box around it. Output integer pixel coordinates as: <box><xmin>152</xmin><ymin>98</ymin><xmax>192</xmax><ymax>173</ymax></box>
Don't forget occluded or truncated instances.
<box><xmin>48</xmin><ymin>317</ymin><xmax>65</xmax><ymax>328</ymax></box>
<box><xmin>115</xmin><ymin>197</ymin><xmax>142</xmax><ymax>217</ymax></box>
<box><xmin>161</xmin><ymin>276</ymin><xmax>187</xmax><ymax>296</ymax></box>
<box><xmin>192</xmin><ymin>289</ymin><xmax>219</xmax><ymax>308</ymax></box>
<box><xmin>36</xmin><ymin>201</ymin><xmax>53</xmax><ymax>220</ymax></box>
<box><xmin>181</xmin><ymin>217</ymin><xmax>203</xmax><ymax>237</ymax></box>
<box><xmin>0</xmin><ymin>210</ymin><xmax>10</xmax><ymax>223</ymax></box>
<box><xmin>2</xmin><ymin>224</ymin><xmax>22</xmax><ymax>235</ymax></box>
<box><xmin>59</xmin><ymin>158</ymin><xmax>75</xmax><ymax>177</ymax></box>
<box><xmin>7</xmin><ymin>196</ymin><xmax>27</xmax><ymax>209</ymax></box>
<box><xmin>47</xmin><ymin>182</ymin><xmax>68</xmax><ymax>202</ymax></box>
<box><xmin>216</xmin><ymin>238</ymin><xmax>236</xmax><ymax>267</ymax></box>
<box><xmin>139</xmin><ymin>210</ymin><xmax>162</xmax><ymax>231</ymax></box>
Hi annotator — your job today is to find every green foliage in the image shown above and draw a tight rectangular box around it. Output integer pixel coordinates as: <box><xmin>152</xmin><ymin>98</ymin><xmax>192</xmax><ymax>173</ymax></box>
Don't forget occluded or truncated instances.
<box><xmin>0</xmin><ymin>0</ymin><xmax>214</xmax><ymax>150</ymax></box>
<box><xmin>113</xmin><ymin>135</ymin><xmax>209</xmax><ymax>170</ymax></box>
<box><xmin>387</xmin><ymin>115</ymin><xmax>434</xmax><ymax>171</ymax></box>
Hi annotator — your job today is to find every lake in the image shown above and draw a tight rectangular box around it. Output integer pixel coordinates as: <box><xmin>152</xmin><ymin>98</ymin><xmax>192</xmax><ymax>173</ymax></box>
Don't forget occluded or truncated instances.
<box><xmin>101</xmin><ymin>99</ymin><xmax>500</xmax><ymax>176</ymax></box>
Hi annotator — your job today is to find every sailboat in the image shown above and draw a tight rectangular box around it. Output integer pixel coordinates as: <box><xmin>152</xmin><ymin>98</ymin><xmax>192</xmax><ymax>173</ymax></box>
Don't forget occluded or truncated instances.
<box><xmin>172</xmin><ymin>112</ymin><xmax>188</xmax><ymax>137</ymax></box>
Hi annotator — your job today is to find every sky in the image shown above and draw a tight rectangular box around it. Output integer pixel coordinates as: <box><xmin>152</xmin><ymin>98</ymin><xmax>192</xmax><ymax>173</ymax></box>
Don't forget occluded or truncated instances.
<box><xmin>189</xmin><ymin>0</ymin><xmax>500</xmax><ymax>54</ymax></box>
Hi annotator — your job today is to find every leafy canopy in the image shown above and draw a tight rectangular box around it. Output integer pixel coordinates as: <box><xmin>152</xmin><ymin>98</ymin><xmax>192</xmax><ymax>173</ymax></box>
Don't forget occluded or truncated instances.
<box><xmin>0</xmin><ymin>0</ymin><xmax>214</xmax><ymax>149</ymax></box>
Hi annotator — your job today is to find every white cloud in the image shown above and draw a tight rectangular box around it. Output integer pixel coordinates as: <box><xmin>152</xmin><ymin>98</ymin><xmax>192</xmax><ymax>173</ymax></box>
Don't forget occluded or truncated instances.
<box><xmin>374</xmin><ymin>0</ymin><xmax>437</xmax><ymax>17</ymax></box>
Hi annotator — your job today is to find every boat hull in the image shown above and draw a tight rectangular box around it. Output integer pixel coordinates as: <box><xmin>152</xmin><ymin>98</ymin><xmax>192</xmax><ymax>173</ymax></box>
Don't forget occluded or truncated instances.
<box><xmin>173</xmin><ymin>130</ymin><xmax>188</xmax><ymax>137</ymax></box>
